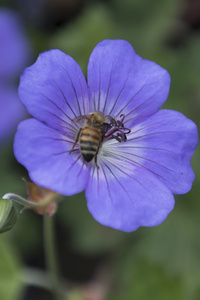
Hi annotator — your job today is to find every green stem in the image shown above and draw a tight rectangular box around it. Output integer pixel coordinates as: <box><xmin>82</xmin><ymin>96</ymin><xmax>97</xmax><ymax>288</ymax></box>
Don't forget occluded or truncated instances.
<box><xmin>43</xmin><ymin>214</ymin><xmax>63</xmax><ymax>300</ymax></box>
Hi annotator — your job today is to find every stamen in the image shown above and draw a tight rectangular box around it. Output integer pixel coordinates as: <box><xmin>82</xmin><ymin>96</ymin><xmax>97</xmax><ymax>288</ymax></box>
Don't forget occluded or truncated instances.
<box><xmin>103</xmin><ymin>114</ymin><xmax>131</xmax><ymax>143</ymax></box>
<box><xmin>117</xmin><ymin>114</ymin><xmax>126</xmax><ymax>127</ymax></box>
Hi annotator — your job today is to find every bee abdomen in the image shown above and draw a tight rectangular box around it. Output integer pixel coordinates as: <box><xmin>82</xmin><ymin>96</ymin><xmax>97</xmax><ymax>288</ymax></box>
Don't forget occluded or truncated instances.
<box><xmin>82</xmin><ymin>153</ymin><xmax>95</xmax><ymax>162</ymax></box>
<box><xmin>80</xmin><ymin>141</ymin><xmax>98</xmax><ymax>162</ymax></box>
<box><xmin>80</xmin><ymin>130</ymin><xmax>100</xmax><ymax>162</ymax></box>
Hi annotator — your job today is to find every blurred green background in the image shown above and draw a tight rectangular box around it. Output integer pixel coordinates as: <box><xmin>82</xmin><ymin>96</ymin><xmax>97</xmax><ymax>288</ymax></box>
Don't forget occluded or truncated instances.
<box><xmin>0</xmin><ymin>0</ymin><xmax>199</xmax><ymax>299</ymax></box>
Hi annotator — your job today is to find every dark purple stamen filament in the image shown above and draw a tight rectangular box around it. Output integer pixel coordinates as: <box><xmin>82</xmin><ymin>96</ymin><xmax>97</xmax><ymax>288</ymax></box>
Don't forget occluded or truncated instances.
<box><xmin>104</xmin><ymin>114</ymin><xmax>131</xmax><ymax>142</ymax></box>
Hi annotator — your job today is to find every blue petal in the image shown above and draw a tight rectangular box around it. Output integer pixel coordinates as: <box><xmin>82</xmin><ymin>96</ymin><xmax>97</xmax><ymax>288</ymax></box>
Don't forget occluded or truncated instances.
<box><xmin>117</xmin><ymin>109</ymin><xmax>198</xmax><ymax>194</ymax></box>
<box><xmin>85</xmin><ymin>157</ymin><xmax>175</xmax><ymax>232</ymax></box>
<box><xmin>18</xmin><ymin>49</ymin><xmax>89</xmax><ymax>134</ymax></box>
<box><xmin>87</xmin><ymin>39</ymin><xmax>170</xmax><ymax>127</ymax></box>
<box><xmin>14</xmin><ymin>118</ymin><xmax>90</xmax><ymax>195</ymax></box>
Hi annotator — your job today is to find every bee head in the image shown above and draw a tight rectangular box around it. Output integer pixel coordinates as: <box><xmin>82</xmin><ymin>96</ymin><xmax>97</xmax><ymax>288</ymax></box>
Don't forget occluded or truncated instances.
<box><xmin>89</xmin><ymin>112</ymin><xmax>106</xmax><ymax>126</ymax></box>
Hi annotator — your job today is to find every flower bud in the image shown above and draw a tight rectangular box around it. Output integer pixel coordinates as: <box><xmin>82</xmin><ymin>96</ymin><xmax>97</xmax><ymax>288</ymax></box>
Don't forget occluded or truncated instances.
<box><xmin>26</xmin><ymin>181</ymin><xmax>60</xmax><ymax>216</ymax></box>
<box><xmin>0</xmin><ymin>199</ymin><xmax>17</xmax><ymax>233</ymax></box>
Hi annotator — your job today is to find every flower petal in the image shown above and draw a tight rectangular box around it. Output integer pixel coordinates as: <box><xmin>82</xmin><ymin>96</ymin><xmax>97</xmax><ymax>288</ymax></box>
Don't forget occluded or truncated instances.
<box><xmin>85</xmin><ymin>156</ymin><xmax>175</xmax><ymax>232</ymax></box>
<box><xmin>0</xmin><ymin>8</ymin><xmax>31</xmax><ymax>78</ymax></box>
<box><xmin>87</xmin><ymin>39</ymin><xmax>170</xmax><ymax>127</ymax></box>
<box><xmin>14</xmin><ymin>118</ymin><xmax>89</xmax><ymax>195</ymax></box>
<box><xmin>18</xmin><ymin>49</ymin><xmax>89</xmax><ymax>135</ymax></box>
<box><xmin>104</xmin><ymin>109</ymin><xmax>198</xmax><ymax>194</ymax></box>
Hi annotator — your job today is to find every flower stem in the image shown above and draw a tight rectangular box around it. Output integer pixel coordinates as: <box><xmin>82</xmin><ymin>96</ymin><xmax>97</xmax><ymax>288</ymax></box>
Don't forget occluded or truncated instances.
<box><xmin>2</xmin><ymin>193</ymin><xmax>46</xmax><ymax>208</ymax></box>
<box><xmin>43</xmin><ymin>214</ymin><xmax>63</xmax><ymax>300</ymax></box>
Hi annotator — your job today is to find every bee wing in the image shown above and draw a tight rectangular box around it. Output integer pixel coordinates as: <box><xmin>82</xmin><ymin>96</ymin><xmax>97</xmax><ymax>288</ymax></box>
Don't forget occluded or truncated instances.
<box><xmin>72</xmin><ymin>115</ymin><xmax>89</xmax><ymax>127</ymax></box>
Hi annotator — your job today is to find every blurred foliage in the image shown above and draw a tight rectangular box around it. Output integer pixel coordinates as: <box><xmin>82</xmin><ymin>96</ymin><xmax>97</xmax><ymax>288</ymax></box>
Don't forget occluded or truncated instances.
<box><xmin>110</xmin><ymin>0</ymin><xmax>182</xmax><ymax>54</ymax></box>
<box><xmin>0</xmin><ymin>237</ymin><xmax>24</xmax><ymax>300</ymax></box>
<box><xmin>0</xmin><ymin>0</ymin><xmax>199</xmax><ymax>299</ymax></box>
<box><xmin>49</xmin><ymin>3</ymin><xmax>116</xmax><ymax>73</ymax></box>
<box><xmin>113</xmin><ymin>207</ymin><xmax>200</xmax><ymax>300</ymax></box>
<box><xmin>0</xmin><ymin>146</ymin><xmax>26</xmax><ymax>196</ymax></box>
<box><xmin>58</xmin><ymin>193</ymin><xmax>127</xmax><ymax>254</ymax></box>
<box><xmin>111</xmin><ymin>258</ymin><xmax>185</xmax><ymax>300</ymax></box>
<box><xmin>135</xmin><ymin>208</ymin><xmax>200</xmax><ymax>299</ymax></box>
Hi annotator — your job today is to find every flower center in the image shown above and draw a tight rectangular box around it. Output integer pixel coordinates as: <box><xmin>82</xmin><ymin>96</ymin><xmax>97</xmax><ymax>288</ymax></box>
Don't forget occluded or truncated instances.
<box><xmin>69</xmin><ymin>112</ymin><xmax>131</xmax><ymax>168</ymax></box>
<box><xmin>103</xmin><ymin>114</ymin><xmax>131</xmax><ymax>143</ymax></box>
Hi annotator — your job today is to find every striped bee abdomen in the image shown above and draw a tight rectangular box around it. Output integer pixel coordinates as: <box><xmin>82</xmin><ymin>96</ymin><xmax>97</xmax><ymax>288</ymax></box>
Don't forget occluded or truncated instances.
<box><xmin>80</xmin><ymin>127</ymin><xmax>101</xmax><ymax>162</ymax></box>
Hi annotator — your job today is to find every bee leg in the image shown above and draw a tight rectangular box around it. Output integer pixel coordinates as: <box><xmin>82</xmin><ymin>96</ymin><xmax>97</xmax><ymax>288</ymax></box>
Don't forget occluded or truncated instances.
<box><xmin>94</xmin><ymin>153</ymin><xmax>99</xmax><ymax>169</ymax></box>
<box><xmin>69</xmin><ymin>128</ymin><xmax>82</xmax><ymax>154</ymax></box>
<box><xmin>94</xmin><ymin>142</ymin><xmax>100</xmax><ymax>169</ymax></box>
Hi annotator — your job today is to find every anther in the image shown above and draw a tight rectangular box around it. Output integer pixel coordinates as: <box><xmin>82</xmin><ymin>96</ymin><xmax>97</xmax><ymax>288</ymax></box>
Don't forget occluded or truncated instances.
<box><xmin>104</xmin><ymin>114</ymin><xmax>131</xmax><ymax>142</ymax></box>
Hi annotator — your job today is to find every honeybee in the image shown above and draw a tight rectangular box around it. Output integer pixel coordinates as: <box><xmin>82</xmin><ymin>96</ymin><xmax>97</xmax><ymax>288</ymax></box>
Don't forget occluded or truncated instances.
<box><xmin>69</xmin><ymin>112</ymin><xmax>111</xmax><ymax>167</ymax></box>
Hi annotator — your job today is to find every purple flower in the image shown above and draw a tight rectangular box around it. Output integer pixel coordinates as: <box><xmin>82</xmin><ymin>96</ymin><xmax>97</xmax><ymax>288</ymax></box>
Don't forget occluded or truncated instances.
<box><xmin>0</xmin><ymin>8</ymin><xmax>31</xmax><ymax>142</ymax></box>
<box><xmin>0</xmin><ymin>8</ymin><xmax>31</xmax><ymax>79</ymax></box>
<box><xmin>0</xmin><ymin>84</ymin><xmax>26</xmax><ymax>142</ymax></box>
<box><xmin>14</xmin><ymin>40</ymin><xmax>198</xmax><ymax>232</ymax></box>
